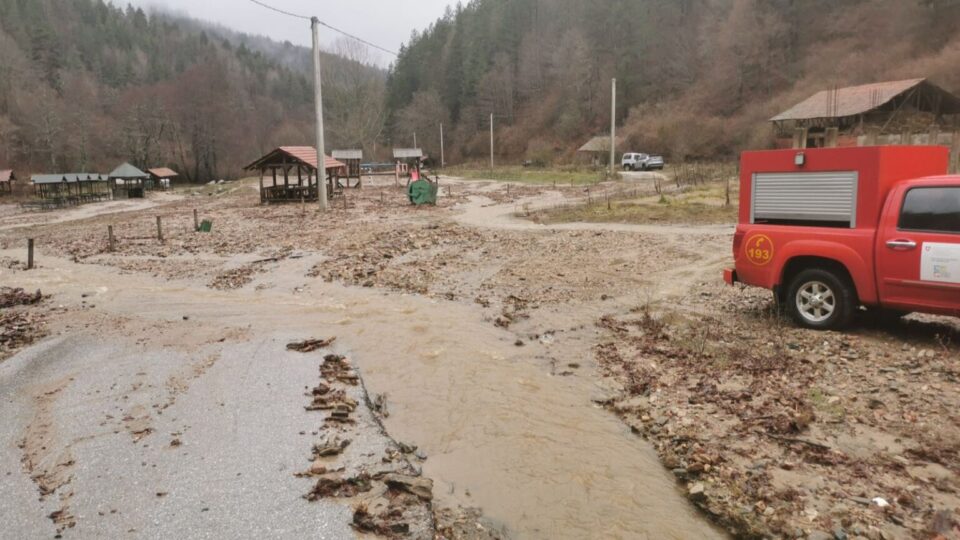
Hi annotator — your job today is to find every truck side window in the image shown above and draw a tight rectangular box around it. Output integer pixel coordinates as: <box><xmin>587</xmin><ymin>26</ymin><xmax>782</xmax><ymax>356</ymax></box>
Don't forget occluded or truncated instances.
<box><xmin>898</xmin><ymin>187</ymin><xmax>960</xmax><ymax>233</ymax></box>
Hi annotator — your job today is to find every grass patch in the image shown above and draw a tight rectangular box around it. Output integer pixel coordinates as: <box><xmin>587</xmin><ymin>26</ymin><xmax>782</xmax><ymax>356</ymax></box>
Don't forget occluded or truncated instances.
<box><xmin>446</xmin><ymin>165</ymin><xmax>604</xmax><ymax>185</ymax></box>
<box><xmin>535</xmin><ymin>195</ymin><xmax>737</xmax><ymax>225</ymax></box>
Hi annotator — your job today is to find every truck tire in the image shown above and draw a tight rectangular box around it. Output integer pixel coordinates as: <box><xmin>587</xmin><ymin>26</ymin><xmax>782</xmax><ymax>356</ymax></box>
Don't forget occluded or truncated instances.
<box><xmin>786</xmin><ymin>268</ymin><xmax>856</xmax><ymax>330</ymax></box>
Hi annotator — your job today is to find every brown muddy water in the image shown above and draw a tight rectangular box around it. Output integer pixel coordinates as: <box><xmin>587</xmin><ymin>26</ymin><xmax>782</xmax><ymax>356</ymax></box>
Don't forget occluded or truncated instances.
<box><xmin>5</xmin><ymin>251</ymin><xmax>723</xmax><ymax>539</ymax></box>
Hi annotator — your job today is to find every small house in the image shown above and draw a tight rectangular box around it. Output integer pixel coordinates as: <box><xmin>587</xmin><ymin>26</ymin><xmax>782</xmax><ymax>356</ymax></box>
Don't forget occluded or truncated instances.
<box><xmin>771</xmin><ymin>78</ymin><xmax>960</xmax><ymax>160</ymax></box>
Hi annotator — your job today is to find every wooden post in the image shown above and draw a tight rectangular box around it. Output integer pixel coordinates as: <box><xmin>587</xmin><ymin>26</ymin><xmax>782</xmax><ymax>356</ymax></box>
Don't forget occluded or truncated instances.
<box><xmin>156</xmin><ymin>216</ymin><xmax>163</xmax><ymax>242</ymax></box>
<box><xmin>343</xmin><ymin>191</ymin><xmax>348</xmax><ymax>210</ymax></box>
<box><xmin>27</xmin><ymin>239</ymin><xmax>34</xmax><ymax>270</ymax></box>
<box><xmin>193</xmin><ymin>209</ymin><xmax>199</xmax><ymax>232</ymax></box>
<box><xmin>108</xmin><ymin>225</ymin><xmax>115</xmax><ymax>252</ymax></box>
<box><xmin>380</xmin><ymin>191</ymin><xmax>384</xmax><ymax>205</ymax></box>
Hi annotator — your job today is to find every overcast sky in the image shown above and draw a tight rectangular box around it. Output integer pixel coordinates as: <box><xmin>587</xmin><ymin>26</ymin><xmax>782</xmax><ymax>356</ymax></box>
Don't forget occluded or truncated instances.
<box><xmin>119</xmin><ymin>0</ymin><xmax>455</xmax><ymax>66</ymax></box>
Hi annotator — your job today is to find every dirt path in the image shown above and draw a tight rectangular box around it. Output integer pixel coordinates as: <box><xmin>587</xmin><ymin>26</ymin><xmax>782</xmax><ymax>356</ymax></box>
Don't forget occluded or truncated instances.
<box><xmin>0</xmin><ymin>195</ymin><xmax>179</xmax><ymax>232</ymax></box>
<box><xmin>452</xmin><ymin>192</ymin><xmax>733</xmax><ymax>236</ymax></box>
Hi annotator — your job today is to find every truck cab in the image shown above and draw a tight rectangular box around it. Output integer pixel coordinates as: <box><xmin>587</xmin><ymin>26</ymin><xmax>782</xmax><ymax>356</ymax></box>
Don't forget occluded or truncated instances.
<box><xmin>724</xmin><ymin>146</ymin><xmax>960</xmax><ymax>329</ymax></box>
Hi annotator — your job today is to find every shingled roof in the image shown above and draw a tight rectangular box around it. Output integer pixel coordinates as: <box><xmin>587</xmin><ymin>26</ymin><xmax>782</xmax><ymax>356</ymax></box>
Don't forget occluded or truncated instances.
<box><xmin>771</xmin><ymin>78</ymin><xmax>960</xmax><ymax>122</ymax></box>
<box><xmin>244</xmin><ymin>146</ymin><xmax>344</xmax><ymax>171</ymax></box>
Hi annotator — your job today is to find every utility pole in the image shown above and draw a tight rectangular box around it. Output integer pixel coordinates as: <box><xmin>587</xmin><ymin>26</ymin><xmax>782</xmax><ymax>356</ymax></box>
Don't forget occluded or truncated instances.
<box><xmin>413</xmin><ymin>132</ymin><xmax>417</xmax><ymax>148</ymax></box>
<box><xmin>610</xmin><ymin>78</ymin><xmax>617</xmax><ymax>176</ymax></box>
<box><xmin>311</xmin><ymin>17</ymin><xmax>328</xmax><ymax>211</ymax></box>
<box><xmin>440</xmin><ymin>123</ymin><xmax>445</xmax><ymax>168</ymax></box>
<box><xmin>489</xmin><ymin>113</ymin><xmax>494</xmax><ymax>170</ymax></box>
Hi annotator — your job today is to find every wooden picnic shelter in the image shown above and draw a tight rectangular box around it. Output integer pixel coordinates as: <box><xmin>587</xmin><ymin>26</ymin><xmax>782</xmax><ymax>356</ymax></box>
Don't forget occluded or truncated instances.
<box><xmin>0</xmin><ymin>169</ymin><xmax>14</xmax><ymax>194</ymax></box>
<box><xmin>109</xmin><ymin>163</ymin><xmax>150</xmax><ymax>199</ymax></box>
<box><xmin>332</xmin><ymin>150</ymin><xmax>363</xmax><ymax>188</ymax></box>
<box><xmin>147</xmin><ymin>167</ymin><xmax>178</xmax><ymax>191</ymax></box>
<box><xmin>244</xmin><ymin>146</ymin><xmax>346</xmax><ymax>204</ymax></box>
<box><xmin>30</xmin><ymin>173</ymin><xmax>111</xmax><ymax>207</ymax></box>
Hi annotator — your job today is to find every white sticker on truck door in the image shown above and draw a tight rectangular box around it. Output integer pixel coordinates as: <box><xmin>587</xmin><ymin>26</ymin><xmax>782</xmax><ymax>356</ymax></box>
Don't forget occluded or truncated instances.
<box><xmin>921</xmin><ymin>242</ymin><xmax>960</xmax><ymax>283</ymax></box>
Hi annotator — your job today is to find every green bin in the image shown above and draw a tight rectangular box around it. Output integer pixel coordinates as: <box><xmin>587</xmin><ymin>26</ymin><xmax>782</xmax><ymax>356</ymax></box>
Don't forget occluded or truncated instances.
<box><xmin>198</xmin><ymin>219</ymin><xmax>213</xmax><ymax>233</ymax></box>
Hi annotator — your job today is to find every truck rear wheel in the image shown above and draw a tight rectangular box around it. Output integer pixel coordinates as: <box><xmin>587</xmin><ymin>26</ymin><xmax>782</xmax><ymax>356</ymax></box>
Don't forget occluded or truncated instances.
<box><xmin>786</xmin><ymin>268</ymin><xmax>855</xmax><ymax>330</ymax></box>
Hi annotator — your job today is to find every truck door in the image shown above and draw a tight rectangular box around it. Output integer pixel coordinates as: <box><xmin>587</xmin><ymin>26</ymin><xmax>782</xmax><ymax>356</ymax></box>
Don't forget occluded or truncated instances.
<box><xmin>876</xmin><ymin>185</ymin><xmax>960</xmax><ymax>314</ymax></box>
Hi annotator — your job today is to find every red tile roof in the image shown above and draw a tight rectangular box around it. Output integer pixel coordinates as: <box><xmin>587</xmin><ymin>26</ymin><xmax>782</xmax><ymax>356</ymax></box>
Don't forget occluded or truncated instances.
<box><xmin>244</xmin><ymin>146</ymin><xmax>344</xmax><ymax>171</ymax></box>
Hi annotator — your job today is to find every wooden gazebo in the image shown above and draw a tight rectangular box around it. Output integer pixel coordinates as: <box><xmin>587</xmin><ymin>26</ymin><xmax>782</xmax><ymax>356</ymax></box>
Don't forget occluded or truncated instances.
<box><xmin>109</xmin><ymin>163</ymin><xmax>150</xmax><ymax>199</ymax></box>
<box><xmin>332</xmin><ymin>150</ymin><xmax>362</xmax><ymax>188</ymax></box>
<box><xmin>244</xmin><ymin>146</ymin><xmax>345</xmax><ymax>204</ymax></box>
<box><xmin>0</xmin><ymin>170</ymin><xmax>14</xmax><ymax>195</ymax></box>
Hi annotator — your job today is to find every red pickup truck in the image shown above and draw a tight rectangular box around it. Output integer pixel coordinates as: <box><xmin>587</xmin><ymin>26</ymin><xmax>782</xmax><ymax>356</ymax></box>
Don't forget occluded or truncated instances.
<box><xmin>724</xmin><ymin>146</ymin><xmax>960</xmax><ymax>329</ymax></box>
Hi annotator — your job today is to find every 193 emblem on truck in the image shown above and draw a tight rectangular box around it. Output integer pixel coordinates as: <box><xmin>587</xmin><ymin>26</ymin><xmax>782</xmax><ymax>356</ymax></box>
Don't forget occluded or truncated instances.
<box><xmin>745</xmin><ymin>234</ymin><xmax>774</xmax><ymax>266</ymax></box>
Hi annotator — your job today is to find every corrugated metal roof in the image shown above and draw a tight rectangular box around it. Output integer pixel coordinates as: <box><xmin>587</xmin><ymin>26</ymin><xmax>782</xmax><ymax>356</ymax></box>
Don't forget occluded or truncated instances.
<box><xmin>393</xmin><ymin>148</ymin><xmax>423</xmax><ymax>159</ymax></box>
<box><xmin>32</xmin><ymin>173</ymin><xmax>107</xmax><ymax>184</ymax></box>
<box><xmin>770</xmin><ymin>78</ymin><xmax>957</xmax><ymax>121</ymax></box>
<box><xmin>109</xmin><ymin>163</ymin><xmax>149</xmax><ymax>179</ymax></box>
<box><xmin>332</xmin><ymin>149</ymin><xmax>362</xmax><ymax>160</ymax></box>
<box><xmin>148</xmin><ymin>167</ymin><xmax>178</xmax><ymax>178</ymax></box>
<box><xmin>244</xmin><ymin>147</ymin><xmax>344</xmax><ymax>171</ymax></box>
<box><xmin>0</xmin><ymin>170</ymin><xmax>13</xmax><ymax>183</ymax></box>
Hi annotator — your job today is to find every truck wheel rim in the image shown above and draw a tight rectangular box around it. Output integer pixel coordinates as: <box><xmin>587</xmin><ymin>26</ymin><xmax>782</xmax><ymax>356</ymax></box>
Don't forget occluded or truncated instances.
<box><xmin>796</xmin><ymin>281</ymin><xmax>835</xmax><ymax>323</ymax></box>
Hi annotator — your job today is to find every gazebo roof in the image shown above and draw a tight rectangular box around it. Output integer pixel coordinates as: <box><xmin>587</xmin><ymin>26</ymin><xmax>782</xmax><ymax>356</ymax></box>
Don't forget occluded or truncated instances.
<box><xmin>109</xmin><ymin>163</ymin><xmax>149</xmax><ymax>179</ymax></box>
<box><xmin>244</xmin><ymin>146</ymin><xmax>344</xmax><ymax>171</ymax></box>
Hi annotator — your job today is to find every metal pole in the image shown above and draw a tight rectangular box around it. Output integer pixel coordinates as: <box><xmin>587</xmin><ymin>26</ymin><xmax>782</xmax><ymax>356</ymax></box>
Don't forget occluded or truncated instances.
<box><xmin>440</xmin><ymin>123</ymin><xmax>445</xmax><ymax>168</ymax></box>
<box><xmin>311</xmin><ymin>17</ymin><xmax>328</xmax><ymax>211</ymax></box>
<box><xmin>27</xmin><ymin>239</ymin><xmax>34</xmax><ymax>270</ymax></box>
<box><xmin>156</xmin><ymin>216</ymin><xmax>163</xmax><ymax>242</ymax></box>
<box><xmin>193</xmin><ymin>209</ymin><xmax>199</xmax><ymax>232</ymax></box>
<box><xmin>610</xmin><ymin>78</ymin><xmax>617</xmax><ymax>176</ymax></box>
<box><xmin>490</xmin><ymin>113</ymin><xmax>494</xmax><ymax>170</ymax></box>
<box><xmin>413</xmin><ymin>132</ymin><xmax>417</xmax><ymax>149</ymax></box>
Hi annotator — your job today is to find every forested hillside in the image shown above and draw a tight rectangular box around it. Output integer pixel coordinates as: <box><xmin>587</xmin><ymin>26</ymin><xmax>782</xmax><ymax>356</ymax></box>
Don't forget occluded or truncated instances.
<box><xmin>386</xmin><ymin>0</ymin><xmax>960</xmax><ymax>163</ymax></box>
<box><xmin>0</xmin><ymin>0</ymin><xmax>385</xmax><ymax>181</ymax></box>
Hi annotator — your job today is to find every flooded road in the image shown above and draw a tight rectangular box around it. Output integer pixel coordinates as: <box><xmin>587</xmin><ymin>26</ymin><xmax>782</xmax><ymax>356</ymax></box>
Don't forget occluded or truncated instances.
<box><xmin>2</xmin><ymin>241</ymin><xmax>723</xmax><ymax>538</ymax></box>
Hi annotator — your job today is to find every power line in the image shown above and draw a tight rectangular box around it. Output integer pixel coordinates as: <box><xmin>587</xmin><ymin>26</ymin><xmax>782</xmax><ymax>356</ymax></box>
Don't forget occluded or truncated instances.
<box><xmin>315</xmin><ymin>19</ymin><xmax>398</xmax><ymax>57</ymax></box>
<box><xmin>246</xmin><ymin>0</ymin><xmax>310</xmax><ymax>20</ymax></box>
<box><xmin>245</xmin><ymin>0</ymin><xmax>398</xmax><ymax>56</ymax></box>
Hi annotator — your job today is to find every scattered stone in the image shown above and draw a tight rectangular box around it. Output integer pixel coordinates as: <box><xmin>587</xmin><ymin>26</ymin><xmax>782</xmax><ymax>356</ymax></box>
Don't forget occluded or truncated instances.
<box><xmin>382</xmin><ymin>473</ymin><xmax>434</xmax><ymax>501</ymax></box>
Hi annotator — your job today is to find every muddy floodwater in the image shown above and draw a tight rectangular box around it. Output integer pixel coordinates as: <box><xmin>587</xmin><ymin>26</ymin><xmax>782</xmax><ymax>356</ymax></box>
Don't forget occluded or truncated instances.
<box><xmin>5</xmin><ymin>250</ymin><xmax>723</xmax><ymax>539</ymax></box>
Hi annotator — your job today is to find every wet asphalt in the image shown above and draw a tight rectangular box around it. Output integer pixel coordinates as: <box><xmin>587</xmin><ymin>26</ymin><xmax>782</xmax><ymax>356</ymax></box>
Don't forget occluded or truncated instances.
<box><xmin>0</xmin><ymin>333</ymin><xmax>357</xmax><ymax>539</ymax></box>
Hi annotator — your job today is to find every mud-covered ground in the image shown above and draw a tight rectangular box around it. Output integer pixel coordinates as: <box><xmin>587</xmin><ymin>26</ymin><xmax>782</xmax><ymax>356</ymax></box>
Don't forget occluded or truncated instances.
<box><xmin>1</xmin><ymin>176</ymin><xmax>958</xmax><ymax>539</ymax></box>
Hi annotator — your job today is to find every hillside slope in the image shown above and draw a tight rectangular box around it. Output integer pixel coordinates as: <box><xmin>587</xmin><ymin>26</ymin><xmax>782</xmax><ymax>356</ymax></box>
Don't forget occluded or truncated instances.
<box><xmin>386</xmin><ymin>0</ymin><xmax>960</xmax><ymax>163</ymax></box>
<box><xmin>0</xmin><ymin>0</ymin><xmax>385</xmax><ymax>181</ymax></box>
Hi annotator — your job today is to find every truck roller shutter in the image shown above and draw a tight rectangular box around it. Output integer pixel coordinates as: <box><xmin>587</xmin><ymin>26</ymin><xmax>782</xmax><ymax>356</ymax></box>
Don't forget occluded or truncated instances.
<box><xmin>751</xmin><ymin>171</ymin><xmax>858</xmax><ymax>227</ymax></box>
